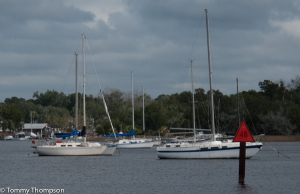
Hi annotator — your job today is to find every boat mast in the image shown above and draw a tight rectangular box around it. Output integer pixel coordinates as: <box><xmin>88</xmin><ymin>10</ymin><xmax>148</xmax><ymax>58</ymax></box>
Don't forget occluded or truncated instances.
<box><xmin>75</xmin><ymin>53</ymin><xmax>78</xmax><ymax>142</ymax></box>
<box><xmin>82</xmin><ymin>34</ymin><xmax>86</xmax><ymax>142</ymax></box>
<box><xmin>191</xmin><ymin>59</ymin><xmax>196</xmax><ymax>142</ymax></box>
<box><xmin>237</xmin><ymin>78</ymin><xmax>241</xmax><ymax>126</ymax></box>
<box><xmin>132</xmin><ymin>71</ymin><xmax>135</xmax><ymax>139</ymax></box>
<box><xmin>143</xmin><ymin>86</ymin><xmax>145</xmax><ymax>138</ymax></box>
<box><xmin>205</xmin><ymin>9</ymin><xmax>216</xmax><ymax>141</ymax></box>
<box><xmin>30</xmin><ymin>111</ymin><xmax>32</xmax><ymax>133</ymax></box>
<box><xmin>75</xmin><ymin>53</ymin><xmax>78</xmax><ymax>130</ymax></box>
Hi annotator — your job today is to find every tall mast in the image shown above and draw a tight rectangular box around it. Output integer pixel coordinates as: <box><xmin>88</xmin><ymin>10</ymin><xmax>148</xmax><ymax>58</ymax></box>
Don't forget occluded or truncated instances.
<box><xmin>237</xmin><ymin>78</ymin><xmax>240</xmax><ymax>126</ymax></box>
<box><xmin>132</xmin><ymin>71</ymin><xmax>135</xmax><ymax>139</ymax></box>
<box><xmin>82</xmin><ymin>34</ymin><xmax>86</xmax><ymax>142</ymax></box>
<box><xmin>75</xmin><ymin>53</ymin><xmax>78</xmax><ymax>130</ymax></box>
<box><xmin>30</xmin><ymin>111</ymin><xmax>32</xmax><ymax>133</ymax></box>
<box><xmin>191</xmin><ymin>60</ymin><xmax>196</xmax><ymax>142</ymax></box>
<box><xmin>205</xmin><ymin>9</ymin><xmax>216</xmax><ymax>141</ymax></box>
<box><xmin>143</xmin><ymin>86</ymin><xmax>145</xmax><ymax>138</ymax></box>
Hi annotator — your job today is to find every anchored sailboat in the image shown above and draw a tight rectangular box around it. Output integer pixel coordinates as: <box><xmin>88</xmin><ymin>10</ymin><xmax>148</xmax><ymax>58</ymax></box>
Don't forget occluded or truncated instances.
<box><xmin>34</xmin><ymin>34</ymin><xmax>108</xmax><ymax>156</ymax></box>
<box><xmin>156</xmin><ymin>9</ymin><xmax>262</xmax><ymax>159</ymax></box>
<box><xmin>116</xmin><ymin>72</ymin><xmax>154</xmax><ymax>149</ymax></box>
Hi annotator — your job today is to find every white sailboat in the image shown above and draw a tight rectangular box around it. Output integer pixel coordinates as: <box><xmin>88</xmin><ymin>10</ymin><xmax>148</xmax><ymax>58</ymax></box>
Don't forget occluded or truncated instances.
<box><xmin>16</xmin><ymin>131</ymin><xmax>30</xmax><ymax>140</ymax></box>
<box><xmin>35</xmin><ymin>34</ymin><xmax>107</xmax><ymax>156</ymax></box>
<box><xmin>156</xmin><ymin>9</ymin><xmax>262</xmax><ymax>159</ymax></box>
<box><xmin>117</xmin><ymin>72</ymin><xmax>154</xmax><ymax>149</ymax></box>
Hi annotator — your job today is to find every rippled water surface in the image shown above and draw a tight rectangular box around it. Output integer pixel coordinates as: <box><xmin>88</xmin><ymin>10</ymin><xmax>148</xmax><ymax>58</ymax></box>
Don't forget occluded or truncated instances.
<box><xmin>0</xmin><ymin>141</ymin><xmax>299</xmax><ymax>194</ymax></box>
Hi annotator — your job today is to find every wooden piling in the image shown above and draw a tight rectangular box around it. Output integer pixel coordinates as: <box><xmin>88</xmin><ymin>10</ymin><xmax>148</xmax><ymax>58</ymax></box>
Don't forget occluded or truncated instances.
<box><xmin>239</xmin><ymin>142</ymin><xmax>246</xmax><ymax>184</ymax></box>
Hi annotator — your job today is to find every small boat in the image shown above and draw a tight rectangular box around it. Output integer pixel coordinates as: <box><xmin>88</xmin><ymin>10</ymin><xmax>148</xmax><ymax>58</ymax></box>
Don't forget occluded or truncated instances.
<box><xmin>36</xmin><ymin>140</ymin><xmax>106</xmax><ymax>156</ymax></box>
<box><xmin>114</xmin><ymin>72</ymin><xmax>154</xmax><ymax>149</ymax></box>
<box><xmin>16</xmin><ymin>132</ymin><xmax>30</xmax><ymax>140</ymax></box>
<box><xmin>117</xmin><ymin>138</ymin><xmax>154</xmax><ymax>149</ymax></box>
<box><xmin>34</xmin><ymin>34</ymin><xmax>108</xmax><ymax>156</ymax></box>
<box><xmin>5</xmin><ymin>135</ymin><xmax>13</xmax><ymax>140</ymax></box>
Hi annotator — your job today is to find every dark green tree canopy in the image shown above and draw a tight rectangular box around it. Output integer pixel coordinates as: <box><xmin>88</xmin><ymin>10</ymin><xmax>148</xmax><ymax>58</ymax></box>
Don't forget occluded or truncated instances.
<box><xmin>1</xmin><ymin>76</ymin><xmax>300</xmax><ymax>135</ymax></box>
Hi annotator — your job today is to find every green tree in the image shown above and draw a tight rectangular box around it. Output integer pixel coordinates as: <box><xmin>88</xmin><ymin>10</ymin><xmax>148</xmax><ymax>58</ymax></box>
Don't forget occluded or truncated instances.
<box><xmin>2</xmin><ymin>104</ymin><xmax>25</xmax><ymax>131</ymax></box>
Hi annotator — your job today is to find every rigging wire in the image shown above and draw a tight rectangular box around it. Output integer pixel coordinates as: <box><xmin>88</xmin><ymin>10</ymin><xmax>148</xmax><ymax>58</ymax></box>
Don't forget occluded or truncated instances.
<box><xmin>174</xmin><ymin>11</ymin><xmax>206</xmax><ymax>129</ymax></box>
<box><xmin>239</xmin><ymin>94</ymin><xmax>291</xmax><ymax>159</ymax></box>
<box><xmin>60</xmin><ymin>38</ymin><xmax>82</xmax><ymax>96</ymax></box>
<box><xmin>241</xmin><ymin>97</ymin><xmax>258</xmax><ymax>136</ymax></box>
<box><xmin>177</xmin><ymin>11</ymin><xmax>205</xmax><ymax>94</ymax></box>
<box><xmin>84</xmin><ymin>36</ymin><xmax>117</xmax><ymax>139</ymax></box>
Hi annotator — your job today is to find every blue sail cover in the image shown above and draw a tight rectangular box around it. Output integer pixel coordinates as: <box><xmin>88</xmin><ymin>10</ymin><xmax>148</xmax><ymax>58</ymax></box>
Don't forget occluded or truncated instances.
<box><xmin>106</xmin><ymin>129</ymin><xmax>135</xmax><ymax>137</ymax></box>
<box><xmin>106</xmin><ymin>133</ymin><xmax>120</xmax><ymax>138</ymax></box>
<box><xmin>55</xmin><ymin>129</ymin><xmax>78</xmax><ymax>138</ymax></box>
<box><xmin>121</xmin><ymin>129</ymin><xmax>135</xmax><ymax>136</ymax></box>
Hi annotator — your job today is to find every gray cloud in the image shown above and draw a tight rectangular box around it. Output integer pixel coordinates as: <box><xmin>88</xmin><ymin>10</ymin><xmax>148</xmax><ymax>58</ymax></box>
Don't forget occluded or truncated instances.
<box><xmin>1</xmin><ymin>0</ymin><xmax>300</xmax><ymax>103</ymax></box>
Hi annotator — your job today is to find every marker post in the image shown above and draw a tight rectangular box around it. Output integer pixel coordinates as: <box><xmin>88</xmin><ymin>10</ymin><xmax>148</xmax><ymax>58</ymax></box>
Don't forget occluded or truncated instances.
<box><xmin>233</xmin><ymin>119</ymin><xmax>255</xmax><ymax>184</ymax></box>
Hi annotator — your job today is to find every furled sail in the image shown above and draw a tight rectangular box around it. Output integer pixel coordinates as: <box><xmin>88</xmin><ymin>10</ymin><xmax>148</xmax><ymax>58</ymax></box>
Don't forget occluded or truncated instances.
<box><xmin>55</xmin><ymin>129</ymin><xmax>78</xmax><ymax>138</ymax></box>
<box><xmin>106</xmin><ymin>129</ymin><xmax>135</xmax><ymax>137</ymax></box>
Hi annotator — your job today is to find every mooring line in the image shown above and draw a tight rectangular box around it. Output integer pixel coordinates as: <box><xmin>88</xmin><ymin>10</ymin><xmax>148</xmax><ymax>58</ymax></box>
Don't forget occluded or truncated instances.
<box><xmin>264</xmin><ymin>142</ymin><xmax>290</xmax><ymax>159</ymax></box>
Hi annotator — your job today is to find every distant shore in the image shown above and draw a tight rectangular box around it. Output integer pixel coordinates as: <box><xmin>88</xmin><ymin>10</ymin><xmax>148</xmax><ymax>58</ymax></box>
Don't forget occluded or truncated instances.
<box><xmin>255</xmin><ymin>135</ymin><xmax>300</xmax><ymax>142</ymax></box>
<box><xmin>86</xmin><ymin>135</ymin><xmax>300</xmax><ymax>142</ymax></box>
<box><xmin>1</xmin><ymin>133</ymin><xmax>299</xmax><ymax>142</ymax></box>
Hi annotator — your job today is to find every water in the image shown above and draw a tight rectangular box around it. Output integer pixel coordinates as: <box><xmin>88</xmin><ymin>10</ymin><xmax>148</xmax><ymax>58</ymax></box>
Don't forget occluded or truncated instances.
<box><xmin>0</xmin><ymin>141</ymin><xmax>299</xmax><ymax>194</ymax></box>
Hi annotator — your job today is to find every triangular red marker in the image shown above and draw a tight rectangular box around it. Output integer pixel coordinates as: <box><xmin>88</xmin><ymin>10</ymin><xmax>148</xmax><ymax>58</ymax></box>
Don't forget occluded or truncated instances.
<box><xmin>233</xmin><ymin>120</ymin><xmax>255</xmax><ymax>142</ymax></box>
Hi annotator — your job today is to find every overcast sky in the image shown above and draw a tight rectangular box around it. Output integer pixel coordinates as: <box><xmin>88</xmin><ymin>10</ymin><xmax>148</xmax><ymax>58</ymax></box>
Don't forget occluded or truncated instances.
<box><xmin>1</xmin><ymin>0</ymin><xmax>300</xmax><ymax>102</ymax></box>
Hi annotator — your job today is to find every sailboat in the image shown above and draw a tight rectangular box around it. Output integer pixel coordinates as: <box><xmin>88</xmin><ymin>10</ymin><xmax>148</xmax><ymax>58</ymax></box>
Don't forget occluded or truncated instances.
<box><xmin>116</xmin><ymin>72</ymin><xmax>154</xmax><ymax>149</ymax></box>
<box><xmin>156</xmin><ymin>9</ymin><xmax>262</xmax><ymax>159</ymax></box>
<box><xmin>34</xmin><ymin>34</ymin><xmax>107</xmax><ymax>156</ymax></box>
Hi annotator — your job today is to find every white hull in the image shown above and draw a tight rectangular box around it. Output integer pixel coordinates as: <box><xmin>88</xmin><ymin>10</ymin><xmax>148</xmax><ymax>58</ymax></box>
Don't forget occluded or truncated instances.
<box><xmin>157</xmin><ymin>141</ymin><xmax>262</xmax><ymax>159</ymax></box>
<box><xmin>36</xmin><ymin>142</ymin><xmax>106</xmax><ymax>156</ymax></box>
<box><xmin>19</xmin><ymin>137</ymin><xmax>29</xmax><ymax>141</ymax></box>
<box><xmin>153</xmin><ymin>140</ymin><xmax>161</xmax><ymax>146</ymax></box>
<box><xmin>117</xmin><ymin>139</ymin><xmax>154</xmax><ymax>149</ymax></box>
<box><xmin>101</xmin><ymin>144</ymin><xmax>117</xmax><ymax>155</ymax></box>
<box><xmin>5</xmin><ymin>136</ymin><xmax>13</xmax><ymax>140</ymax></box>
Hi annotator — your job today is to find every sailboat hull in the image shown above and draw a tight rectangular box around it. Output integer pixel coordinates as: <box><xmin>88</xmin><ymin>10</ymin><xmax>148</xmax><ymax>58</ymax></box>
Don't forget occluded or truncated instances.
<box><xmin>36</xmin><ymin>142</ymin><xmax>106</xmax><ymax>156</ymax></box>
<box><xmin>157</xmin><ymin>141</ymin><xmax>262</xmax><ymax>159</ymax></box>
<box><xmin>117</xmin><ymin>139</ymin><xmax>154</xmax><ymax>149</ymax></box>
<box><xmin>101</xmin><ymin>144</ymin><xmax>117</xmax><ymax>155</ymax></box>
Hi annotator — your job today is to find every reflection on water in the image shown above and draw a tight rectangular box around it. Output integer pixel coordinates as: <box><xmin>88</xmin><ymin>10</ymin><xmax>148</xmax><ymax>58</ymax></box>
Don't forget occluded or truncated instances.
<box><xmin>232</xmin><ymin>183</ymin><xmax>258</xmax><ymax>194</ymax></box>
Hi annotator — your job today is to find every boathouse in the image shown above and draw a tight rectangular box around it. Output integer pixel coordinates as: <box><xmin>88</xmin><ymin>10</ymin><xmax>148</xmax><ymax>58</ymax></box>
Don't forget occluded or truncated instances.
<box><xmin>22</xmin><ymin>123</ymin><xmax>48</xmax><ymax>136</ymax></box>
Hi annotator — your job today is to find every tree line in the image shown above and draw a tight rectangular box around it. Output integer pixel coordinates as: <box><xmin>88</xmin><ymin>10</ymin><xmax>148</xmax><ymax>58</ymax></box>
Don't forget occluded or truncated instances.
<box><xmin>1</xmin><ymin>76</ymin><xmax>300</xmax><ymax>136</ymax></box>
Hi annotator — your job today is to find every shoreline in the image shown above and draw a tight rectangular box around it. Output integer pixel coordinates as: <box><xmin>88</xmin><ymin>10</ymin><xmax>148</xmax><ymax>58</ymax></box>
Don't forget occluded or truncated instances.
<box><xmin>1</xmin><ymin>133</ymin><xmax>299</xmax><ymax>142</ymax></box>
<box><xmin>255</xmin><ymin>135</ymin><xmax>300</xmax><ymax>142</ymax></box>
<box><xmin>86</xmin><ymin>135</ymin><xmax>300</xmax><ymax>142</ymax></box>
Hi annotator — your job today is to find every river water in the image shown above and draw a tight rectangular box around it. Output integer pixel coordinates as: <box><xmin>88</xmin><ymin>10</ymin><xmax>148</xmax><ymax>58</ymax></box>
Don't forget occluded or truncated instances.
<box><xmin>0</xmin><ymin>141</ymin><xmax>299</xmax><ymax>194</ymax></box>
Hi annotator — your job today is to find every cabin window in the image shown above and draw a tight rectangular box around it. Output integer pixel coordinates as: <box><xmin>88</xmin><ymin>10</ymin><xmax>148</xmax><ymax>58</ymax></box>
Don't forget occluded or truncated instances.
<box><xmin>201</xmin><ymin>147</ymin><xmax>208</xmax><ymax>150</ymax></box>
<box><xmin>61</xmin><ymin>145</ymin><xmax>66</xmax><ymax>147</ymax></box>
<box><xmin>211</xmin><ymin>147</ymin><xmax>219</xmax><ymax>150</ymax></box>
<box><xmin>68</xmin><ymin>145</ymin><xmax>72</xmax><ymax>147</ymax></box>
<box><xmin>176</xmin><ymin>145</ymin><xmax>180</xmax><ymax>147</ymax></box>
<box><xmin>77</xmin><ymin>145</ymin><xmax>81</xmax><ymax>147</ymax></box>
<box><xmin>222</xmin><ymin>146</ymin><xmax>227</xmax><ymax>149</ymax></box>
<box><xmin>166</xmin><ymin>145</ymin><xmax>170</xmax><ymax>147</ymax></box>
<box><xmin>123</xmin><ymin>142</ymin><xmax>126</xmax><ymax>143</ymax></box>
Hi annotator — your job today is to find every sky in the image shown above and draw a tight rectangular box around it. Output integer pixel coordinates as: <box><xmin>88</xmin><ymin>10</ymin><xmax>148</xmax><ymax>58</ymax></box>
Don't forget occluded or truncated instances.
<box><xmin>1</xmin><ymin>0</ymin><xmax>300</xmax><ymax>103</ymax></box>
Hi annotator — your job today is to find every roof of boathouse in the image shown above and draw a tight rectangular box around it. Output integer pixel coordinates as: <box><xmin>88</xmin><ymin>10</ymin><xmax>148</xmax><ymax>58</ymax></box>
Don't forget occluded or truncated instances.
<box><xmin>22</xmin><ymin>123</ymin><xmax>48</xmax><ymax>130</ymax></box>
